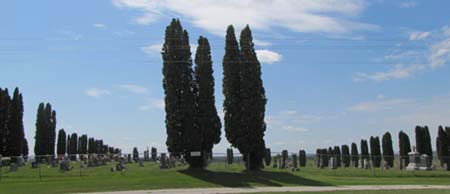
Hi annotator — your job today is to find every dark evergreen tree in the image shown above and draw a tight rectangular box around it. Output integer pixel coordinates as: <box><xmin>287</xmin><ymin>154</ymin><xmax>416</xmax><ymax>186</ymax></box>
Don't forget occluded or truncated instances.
<box><xmin>360</xmin><ymin>139</ymin><xmax>369</xmax><ymax>160</ymax></box>
<box><xmin>437</xmin><ymin>126</ymin><xmax>450</xmax><ymax>170</ymax></box>
<box><xmin>264</xmin><ymin>148</ymin><xmax>271</xmax><ymax>166</ymax></box>
<box><xmin>133</xmin><ymin>147</ymin><xmax>139</xmax><ymax>162</ymax></box>
<box><xmin>44</xmin><ymin>103</ymin><xmax>56</xmax><ymax>156</ymax></box>
<box><xmin>5</xmin><ymin>88</ymin><xmax>25</xmax><ymax>161</ymax></box>
<box><xmin>382</xmin><ymin>132</ymin><xmax>394</xmax><ymax>168</ymax></box>
<box><xmin>235</xmin><ymin>25</ymin><xmax>267</xmax><ymax>171</ymax></box>
<box><xmin>416</xmin><ymin>126</ymin><xmax>433</xmax><ymax>162</ymax></box>
<box><xmin>341</xmin><ymin>145</ymin><xmax>350</xmax><ymax>167</ymax></box>
<box><xmin>56</xmin><ymin>129</ymin><xmax>66</xmax><ymax>156</ymax></box>
<box><xmin>334</xmin><ymin>146</ymin><xmax>342</xmax><ymax>167</ymax></box>
<box><xmin>162</xmin><ymin>19</ymin><xmax>200</xmax><ymax>167</ymax></box>
<box><xmin>151</xmin><ymin>147</ymin><xmax>157</xmax><ymax>161</ymax></box>
<box><xmin>351</xmin><ymin>142</ymin><xmax>359</xmax><ymax>167</ymax></box>
<box><xmin>399</xmin><ymin>131</ymin><xmax>411</xmax><ymax>166</ymax></box>
<box><xmin>223</xmin><ymin>25</ymin><xmax>242</xmax><ymax>155</ymax></box>
<box><xmin>194</xmin><ymin>36</ymin><xmax>222</xmax><ymax>162</ymax></box>
<box><xmin>281</xmin><ymin>150</ymin><xmax>288</xmax><ymax>169</ymax></box>
<box><xmin>370</xmin><ymin>136</ymin><xmax>382</xmax><ymax>168</ymax></box>
<box><xmin>0</xmin><ymin>88</ymin><xmax>10</xmax><ymax>156</ymax></box>
<box><xmin>68</xmin><ymin>133</ymin><xmax>78</xmax><ymax>161</ymax></box>
<box><xmin>88</xmin><ymin>137</ymin><xmax>95</xmax><ymax>154</ymax></box>
<box><xmin>34</xmin><ymin>103</ymin><xmax>45</xmax><ymax>160</ymax></box>
<box><xmin>299</xmin><ymin>150</ymin><xmax>307</xmax><ymax>167</ymax></box>
<box><xmin>78</xmin><ymin>134</ymin><xmax>88</xmax><ymax>160</ymax></box>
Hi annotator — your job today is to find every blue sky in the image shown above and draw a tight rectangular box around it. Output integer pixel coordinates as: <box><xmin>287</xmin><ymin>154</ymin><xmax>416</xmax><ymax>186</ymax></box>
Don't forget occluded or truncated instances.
<box><xmin>1</xmin><ymin>0</ymin><xmax>450</xmax><ymax>154</ymax></box>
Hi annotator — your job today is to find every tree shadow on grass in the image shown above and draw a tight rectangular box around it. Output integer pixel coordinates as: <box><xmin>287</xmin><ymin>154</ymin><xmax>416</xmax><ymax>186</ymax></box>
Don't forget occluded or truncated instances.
<box><xmin>178</xmin><ymin>169</ymin><xmax>332</xmax><ymax>187</ymax></box>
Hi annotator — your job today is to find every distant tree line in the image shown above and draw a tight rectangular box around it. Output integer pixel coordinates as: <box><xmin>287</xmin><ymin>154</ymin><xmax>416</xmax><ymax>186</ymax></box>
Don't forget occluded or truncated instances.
<box><xmin>162</xmin><ymin>19</ymin><xmax>267</xmax><ymax>170</ymax></box>
<box><xmin>0</xmin><ymin>87</ymin><xmax>28</xmax><ymax>162</ymax></box>
<box><xmin>56</xmin><ymin>128</ymin><xmax>120</xmax><ymax>161</ymax></box>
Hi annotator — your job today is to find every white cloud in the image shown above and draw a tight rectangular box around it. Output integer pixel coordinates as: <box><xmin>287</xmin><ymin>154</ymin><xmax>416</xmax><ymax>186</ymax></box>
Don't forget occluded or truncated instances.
<box><xmin>400</xmin><ymin>1</ymin><xmax>417</xmax><ymax>8</ymax></box>
<box><xmin>281</xmin><ymin>126</ymin><xmax>309</xmax><ymax>132</ymax></box>
<box><xmin>355</xmin><ymin>26</ymin><xmax>450</xmax><ymax>82</ymax></box>
<box><xmin>85</xmin><ymin>88</ymin><xmax>111</xmax><ymax>98</ymax></box>
<box><xmin>141</xmin><ymin>43</ymin><xmax>162</xmax><ymax>55</ymax></box>
<box><xmin>93</xmin><ymin>23</ymin><xmax>107</xmax><ymax>28</ymax></box>
<box><xmin>140</xmin><ymin>98</ymin><xmax>165</xmax><ymax>111</ymax></box>
<box><xmin>409</xmin><ymin>31</ymin><xmax>431</xmax><ymax>41</ymax></box>
<box><xmin>256</xmin><ymin>49</ymin><xmax>282</xmax><ymax>64</ymax></box>
<box><xmin>142</xmin><ymin>43</ymin><xmax>197</xmax><ymax>55</ymax></box>
<box><xmin>348</xmin><ymin>98</ymin><xmax>413</xmax><ymax>112</ymax></box>
<box><xmin>430</xmin><ymin>38</ymin><xmax>450</xmax><ymax>69</ymax></box>
<box><xmin>254</xmin><ymin>39</ymin><xmax>272</xmax><ymax>47</ymax></box>
<box><xmin>119</xmin><ymin>84</ymin><xmax>148</xmax><ymax>94</ymax></box>
<box><xmin>112</xmin><ymin>0</ymin><xmax>378</xmax><ymax>36</ymax></box>
<box><xmin>353</xmin><ymin>64</ymin><xmax>425</xmax><ymax>82</ymax></box>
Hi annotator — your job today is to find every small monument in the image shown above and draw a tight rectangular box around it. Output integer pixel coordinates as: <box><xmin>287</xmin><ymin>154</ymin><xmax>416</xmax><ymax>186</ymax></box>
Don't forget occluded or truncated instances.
<box><xmin>291</xmin><ymin>154</ymin><xmax>299</xmax><ymax>171</ymax></box>
<box><xmin>31</xmin><ymin>161</ymin><xmax>39</xmax><ymax>169</ymax></box>
<box><xmin>139</xmin><ymin>159</ymin><xmax>144</xmax><ymax>167</ymax></box>
<box><xmin>159</xmin><ymin>153</ymin><xmax>169</xmax><ymax>169</ymax></box>
<box><xmin>406</xmin><ymin>146</ymin><xmax>432</xmax><ymax>171</ymax></box>
<box><xmin>329</xmin><ymin>157</ymin><xmax>337</xmax><ymax>169</ymax></box>
<box><xmin>363</xmin><ymin>159</ymin><xmax>371</xmax><ymax>169</ymax></box>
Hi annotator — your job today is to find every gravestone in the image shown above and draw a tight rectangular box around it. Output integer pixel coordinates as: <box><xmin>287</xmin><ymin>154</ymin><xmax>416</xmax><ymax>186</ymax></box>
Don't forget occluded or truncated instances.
<box><xmin>59</xmin><ymin>159</ymin><xmax>71</xmax><ymax>171</ymax></box>
<box><xmin>116</xmin><ymin>157</ymin><xmax>126</xmax><ymax>171</ymax></box>
<box><xmin>159</xmin><ymin>153</ymin><xmax>168</xmax><ymax>169</ymax></box>
<box><xmin>329</xmin><ymin>157</ymin><xmax>337</xmax><ymax>169</ymax></box>
<box><xmin>363</xmin><ymin>159</ymin><xmax>371</xmax><ymax>169</ymax></box>
<box><xmin>418</xmin><ymin>154</ymin><xmax>432</xmax><ymax>170</ymax></box>
<box><xmin>9</xmin><ymin>163</ymin><xmax>18</xmax><ymax>172</ymax></box>
<box><xmin>406</xmin><ymin>147</ymin><xmax>420</xmax><ymax>171</ymax></box>
<box><xmin>359</xmin><ymin>159</ymin><xmax>364</xmax><ymax>169</ymax></box>
<box><xmin>399</xmin><ymin>158</ymin><xmax>406</xmax><ymax>170</ymax></box>
<box><xmin>17</xmin><ymin>157</ymin><xmax>25</xmax><ymax>167</ymax></box>
<box><xmin>127</xmin><ymin>154</ymin><xmax>132</xmax><ymax>164</ymax></box>
<box><xmin>31</xmin><ymin>161</ymin><xmax>38</xmax><ymax>169</ymax></box>
<box><xmin>139</xmin><ymin>159</ymin><xmax>144</xmax><ymax>167</ymax></box>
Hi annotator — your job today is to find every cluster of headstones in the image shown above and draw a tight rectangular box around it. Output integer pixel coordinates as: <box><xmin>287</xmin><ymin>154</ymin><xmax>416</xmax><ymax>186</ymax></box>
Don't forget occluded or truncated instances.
<box><xmin>0</xmin><ymin>155</ymin><xmax>27</xmax><ymax>172</ymax></box>
<box><xmin>271</xmin><ymin>150</ymin><xmax>306</xmax><ymax>171</ymax></box>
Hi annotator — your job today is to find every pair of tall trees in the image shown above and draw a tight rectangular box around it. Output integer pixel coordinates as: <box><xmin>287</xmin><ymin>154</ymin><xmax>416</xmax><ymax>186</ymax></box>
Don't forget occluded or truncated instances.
<box><xmin>369</xmin><ymin>136</ymin><xmax>381</xmax><ymax>168</ymax></box>
<box><xmin>34</xmin><ymin>103</ymin><xmax>56</xmax><ymax>159</ymax></box>
<box><xmin>351</xmin><ymin>143</ymin><xmax>359</xmax><ymax>167</ymax></box>
<box><xmin>415</xmin><ymin>126</ymin><xmax>433</xmax><ymax>162</ymax></box>
<box><xmin>222</xmin><ymin>25</ymin><xmax>267</xmax><ymax>170</ymax></box>
<box><xmin>0</xmin><ymin>87</ymin><xmax>27</xmax><ymax>160</ymax></box>
<box><xmin>162</xmin><ymin>19</ymin><xmax>221</xmax><ymax>168</ymax></box>
<box><xmin>382</xmin><ymin>132</ymin><xmax>394</xmax><ymax>167</ymax></box>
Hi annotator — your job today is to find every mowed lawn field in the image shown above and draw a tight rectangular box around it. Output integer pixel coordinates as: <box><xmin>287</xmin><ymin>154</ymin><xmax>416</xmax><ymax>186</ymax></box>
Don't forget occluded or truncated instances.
<box><xmin>252</xmin><ymin>190</ymin><xmax>450</xmax><ymax>194</ymax></box>
<box><xmin>1</xmin><ymin>160</ymin><xmax>450</xmax><ymax>194</ymax></box>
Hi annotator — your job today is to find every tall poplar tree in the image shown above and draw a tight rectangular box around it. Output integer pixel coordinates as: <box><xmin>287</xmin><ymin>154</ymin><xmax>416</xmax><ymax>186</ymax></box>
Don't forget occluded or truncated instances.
<box><xmin>5</xmin><ymin>88</ymin><xmax>25</xmax><ymax>160</ymax></box>
<box><xmin>162</xmin><ymin>19</ymin><xmax>199</xmax><ymax>166</ymax></box>
<box><xmin>237</xmin><ymin>25</ymin><xmax>267</xmax><ymax>170</ymax></box>
<box><xmin>342</xmin><ymin>145</ymin><xmax>350</xmax><ymax>167</ymax></box>
<box><xmin>351</xmin><ymin>142</ymin><xmax>359</xmax><ymax>167</ymax></box>
<box><xmin>0</xmin><ymin>88</ymin><xmax>10</xmax><ymax>156</ymax></box>
<box><xmin>382</xmin><ymin>132</ymin><xmax>394</xmax><ymax>167</ymax></box>
<box><xmin>399</xmin><ymin>130</ymin><xmax>411</xmax><ymax>166</ymax></box>
<box><xmin>360</xmin><ymin>139</ymin><xmax>369</xmax><ymax>160</ymax></box>
<box><xmin>437</xmin><ymin>126</ymin><xmax>449</xmax><ymax>170</ymax></box>
<box><xmin>194</xmin><ymin>36</ymin><xmax>222</xmax><ymax>163</ymax></box>
<box><xmin>56</xmin><ymin>129</ymin><xmax>67</xmax><ymax>156</ymax></box>
<box><xmin>223</xmin><ymin>25</ymin><xmax>242</xmax><ymax>152</ymax></box>
<box><xmin>370</xmin><ymin>136</ymin><xmax>382</xmax><ymax>168</ymax></box>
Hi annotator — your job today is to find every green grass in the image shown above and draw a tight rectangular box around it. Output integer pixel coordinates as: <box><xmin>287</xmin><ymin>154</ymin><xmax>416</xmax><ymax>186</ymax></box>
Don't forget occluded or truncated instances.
<box><xmin>252</xmin><ymin>190</ymin><xmax>450</xmax><ymax>194</ymax></box>
<box><xmin>1</xmin><ymin>160</ymin><xmax>450</xmax><ymax>194</ymax></box>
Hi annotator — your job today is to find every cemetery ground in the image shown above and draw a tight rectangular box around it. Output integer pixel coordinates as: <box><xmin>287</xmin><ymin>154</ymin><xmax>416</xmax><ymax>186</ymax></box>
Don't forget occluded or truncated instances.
<box><xmin>1</xmin><ymin>159</ymin><xmax>450</xmax><ymax>194</ymax></box>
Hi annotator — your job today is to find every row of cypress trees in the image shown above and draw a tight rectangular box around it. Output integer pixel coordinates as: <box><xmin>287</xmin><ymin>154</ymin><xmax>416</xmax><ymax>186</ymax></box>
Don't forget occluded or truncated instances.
<box><xmin>56</xmin><ymin>129</ymin><xmax>120</xmax><ymax>161</ymax></box>
<box><xmin>162</xmin><ymin>19</ymin><xmax>267</xmax><ymax>170</ymax></box>
<box><xmin>0</xmin><ymin>87</ymin><xmax>28</xmax><ymax>161</ymax></box>
<box><xmin>318</xmin><ymin>127</ymin><xmax>450</xmax><ymax>170</ymax></box>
